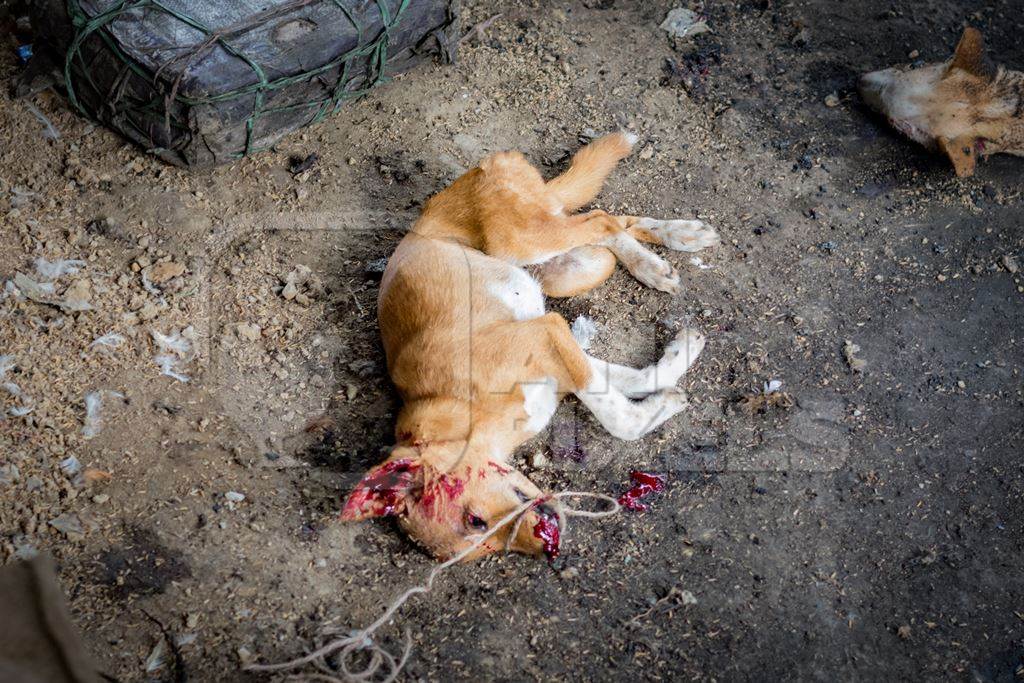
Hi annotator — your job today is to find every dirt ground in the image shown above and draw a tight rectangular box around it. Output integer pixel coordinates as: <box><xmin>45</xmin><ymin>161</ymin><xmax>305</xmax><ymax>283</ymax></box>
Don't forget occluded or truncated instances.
<box><xmin>1</xmin><ymin>0</ymin><xmax>1023</xmax><ymax>680</ymax></box>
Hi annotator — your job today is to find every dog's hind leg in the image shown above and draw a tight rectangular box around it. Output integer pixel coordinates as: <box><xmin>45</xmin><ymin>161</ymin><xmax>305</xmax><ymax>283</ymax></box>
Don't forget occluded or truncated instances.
<box><xmin>530</xmin><ymin>246</ymin><xmax>617</xmax><ymax>297</ymax></box>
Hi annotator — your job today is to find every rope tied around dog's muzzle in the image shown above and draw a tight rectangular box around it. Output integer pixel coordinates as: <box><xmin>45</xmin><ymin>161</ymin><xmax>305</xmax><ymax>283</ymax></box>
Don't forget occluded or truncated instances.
<box><xmin>244</xmin><ymin>490</ymin><xmax>620</xmax><ymax>682</ymax></box>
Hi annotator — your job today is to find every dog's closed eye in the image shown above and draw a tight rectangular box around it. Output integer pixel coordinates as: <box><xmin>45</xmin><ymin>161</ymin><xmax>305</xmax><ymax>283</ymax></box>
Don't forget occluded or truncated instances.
<box><xmin>514</xmin><ymin>487</ymin><xmax>530</xmax><ymax>503</ymax></box>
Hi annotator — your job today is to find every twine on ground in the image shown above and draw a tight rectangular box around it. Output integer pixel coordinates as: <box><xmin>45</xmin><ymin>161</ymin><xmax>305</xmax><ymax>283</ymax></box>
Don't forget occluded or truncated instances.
<box><xmin>244</xmin><ymin>490</ymin><xmax>620</xmax><ymax>682</ymax></box>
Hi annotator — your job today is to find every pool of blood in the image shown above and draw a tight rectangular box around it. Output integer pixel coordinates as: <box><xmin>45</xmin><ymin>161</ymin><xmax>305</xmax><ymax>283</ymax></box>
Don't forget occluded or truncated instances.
<box><xmin>617</xmin><ymin>471</ymin><xmax>667</xmax><ymax>512</ymax></box>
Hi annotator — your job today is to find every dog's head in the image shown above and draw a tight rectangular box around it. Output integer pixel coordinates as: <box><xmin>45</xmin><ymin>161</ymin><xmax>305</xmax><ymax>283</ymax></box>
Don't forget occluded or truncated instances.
<box><xmin>859</xmin><ymin>27</ymin><xmax>1014</xmax><ymax>176</ymax></box>
<box><xmin>340</xmin><ymin>446</ymin><xmax>561</xmax><ymax>561</ymax></box>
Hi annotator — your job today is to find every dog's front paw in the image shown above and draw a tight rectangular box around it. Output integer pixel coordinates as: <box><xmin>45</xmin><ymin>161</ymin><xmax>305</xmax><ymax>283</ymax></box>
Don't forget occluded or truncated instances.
<box><xmin>655</xmin><ymin>219</ymin><xmax>720</xmax><ymax>252</ymax></box>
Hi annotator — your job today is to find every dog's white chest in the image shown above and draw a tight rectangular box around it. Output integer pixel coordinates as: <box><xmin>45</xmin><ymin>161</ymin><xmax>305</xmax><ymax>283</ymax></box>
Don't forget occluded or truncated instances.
<box><xmin>521</xmin><ymin>377</ymin><xmax>559</xmax><ymax>433</ymax></box>
<box><xmin>490</xmin><ymin>266</ymin><xmax>545</xmax><ymax>321</ymax></box>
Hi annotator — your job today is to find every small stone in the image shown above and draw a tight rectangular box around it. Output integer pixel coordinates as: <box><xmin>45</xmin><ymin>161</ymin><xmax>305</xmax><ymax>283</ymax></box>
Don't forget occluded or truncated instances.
<box><xmin>235</xmin><ymin>322</ymin><xmax>261</xmax><ymax>342</ymax></box>
<box><xmin>908</xmin><ymin>49</ymin><xmax>920</xmax><ymax>59</ymax></box>
<box><xmin>639</xmin><ymin>145</ymin><xmax>654</xmax><ymax>160</ymax></box>
<box><xmin>346</xmin><ymin>383</ymin><xmax>359</xmax><ymax>401</ymax></box>
<box><xmin>843</xmin><ymin>340</ymin><xmax>867</xmax><ymax>373</ymax></box>
<box><xmin>824</xmin><ymin>92</ymin><xmax>840</xmax><ymax>108</ymax></box>
<box><xmin>225</xmin><ymin>491</ymin><xmax>245</xmax><ymax>503</ymax></box>
<box><xmin>936</xmin><ymin>274</ymin><xmax>947</xmax><ymax>282</ymax></box>
<box><xmin>137</xmin><ymin>301</ymin><xmax>163</xmax><ymax>321</ymax></box>
<box><xmin>63</xmin><ymin>279</ymin><xmax>92</xmax><ymax>307</ymax></box>
<box><xmin>148</xmin><ymin>261</ymin><xmax>185</xmax><ymax>284</ymax></box>
<box><xmin>1002</xmin><ymin>255</ymin><xmax>1019</xmax><ymax>274</ymax></box>
<box><xmin>560</xmin><ymin>567</ymin><xmax>579</xmax><ymax>580</ymax></box>
<box><xmin>49</xmin><ymin>513</ymin><xmax>84</xmax><ymax>539</ymax></box>
<box><xmin>897</xmin><ymin>625</ymin><xmax>912</xmax><ymax>639</ymax></box>
<box><xmin>92</xmin><ymin>493</ymin><xmax>110</xmax><ymax>504</ymax></box>
<box><xmin>527</xmin><ymin>450</ymin><xmax>549</xmax><ymax>469</ymax></box>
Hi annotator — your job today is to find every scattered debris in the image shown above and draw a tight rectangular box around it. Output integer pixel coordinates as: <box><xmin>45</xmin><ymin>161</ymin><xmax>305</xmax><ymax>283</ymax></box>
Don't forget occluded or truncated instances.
<box><xmin>35</xmin><ymin>257</ymin><xmax>86</xmax><ymax>280</ymax></box>
<box><xmin>279</xmin><ymin>264</ymin><xmax>321</xmax><ymax>305</ymax></box>
<box><xmin>48</xmin><ymin>513</ymin><xmax>84</xmax><ymax>540</ymax></box>
<box><xmin>571</xmin><ymin>315</ymin><xmax>598</xmax><ymax>350</ymax></box>
<box><xmin>144</xmin><ymin>639</ymin><xmax>167</xmax><ymax>673</ymax></box>
<box><xmin>734</xmin><ymin>380</ymin><xmax>794</xmax><ymax>414</ymax></box>
<box><xmin>235</xmin><ymin>322</ymin><xmax>261</xmax><ymax>342</ymax></box>
<box><xmin>0</xmin><ymin>355</ymin><xmax>14</xmax><ymax>378</ymax></box>
<box><xmin>152</xmin><ymin>327</ymin><xmax>197</xmax><ymax>382</ymax></box>
<box><xmin>661</xmin><ymin>44</ymin><xmax>721</xmax><ymax>98</ymax></box>
<box><xmin>364</xmin><ymin>257</ymin><xmax>389</xmax><ymax>274</ymax></box>
<box><xmin>843</xmin><ymin>340</ymin><xmax>867</xmax><ymax>373</ymax></box>
<box><xmin>659</xmin><ymin>8</ymin><xmax>709</xmax><ymax>40</ymax></box>
<box><xmin>83</xmin><ymin>468</ymin><xmax>112</xmax><ymax>485</ymax></box>
<box><xmin>10</xmin><ymin>271</ymin><xmax>92</xmax><ymax>312</ymax></box>
<box><xmin>627</xmin><ymin>584</ymin><xmax>699</xmax><ymax>626</ymax></box>
<box><xmin>460</xmin><ymin>12</ymin><xmax>502</xmax><ymax>44</ymax></box>
<box><xmin>147</xmin><ymin>261</ymin><xmax>186</xmax><ymax>284</ymax></box>
<box><xmin>59</xmin><ymin>456</ymin><xmax>81</xmax><ymax>476</ymax></box>
<box><xmin>289</xmin><ymin>152</ymin><xmax>319</xmax><ymax>175</ymax></box>
<box><xmin>689</xmin><ymin>256</ymin><xmax>712</xmax><ymax>270</ymax></box>
<box><xmin>83</xmin><ymin>390</ymin><xmax>125</xmax><ymax>438</ymax></box>
<box><xmin>89</xmin><ymin>333</ymin><xmax>126</xmax><ymax>351</ymax></box>
<box><xmin>24</xmin><ymin>101</ymin><xmax>60</xmax><ymax>141</ymax></box>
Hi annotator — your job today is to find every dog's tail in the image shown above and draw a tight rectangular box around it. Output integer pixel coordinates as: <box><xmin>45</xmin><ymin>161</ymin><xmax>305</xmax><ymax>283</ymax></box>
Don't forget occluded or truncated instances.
<box><xmin>547</xmin><ymin>131</ymin><xmax>637</xmax><ymax>212</ymax></box>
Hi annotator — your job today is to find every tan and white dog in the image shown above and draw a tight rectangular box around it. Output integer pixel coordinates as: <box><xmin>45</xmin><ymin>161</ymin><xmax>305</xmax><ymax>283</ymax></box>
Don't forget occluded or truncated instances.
<box><xmin>340</xmin><ymin>132</ymin><xmax>719</xmax><ymax>560</ymax></box>
<box><xmin>859</xmin><ymin>27</ymin><xmax>1024</xmax><ymax>177</ymax></box>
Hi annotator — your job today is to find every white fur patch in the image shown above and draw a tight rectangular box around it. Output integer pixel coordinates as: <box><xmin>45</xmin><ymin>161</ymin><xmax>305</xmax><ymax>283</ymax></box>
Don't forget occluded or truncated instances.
<box><xmin>490</xmin><ymin>267</ymin><xmax>545</xmax><ymax>320</ymax></box>
<box><xmin>571</xmin><ymin>315</ymin><xmax>598</xmax><ymax>350</ymax></box>
<box><xmin>622</xmin><ymin>131</ymin><xmax>639</xmax><ymax>146</ymax></box>
<box><xmin>575</xmin><ymin>375</ymin><xmax>688</xmax><ymax>441</ymax></box>
<box><xmin>637</xmin><ymin>217</ymin><xmax>720</xmax><ymax>252</ymax></box>
<box><xmin>521</xmin><ymin>377</ymin><xmax>559</xmax><ymax>433</ymax></box>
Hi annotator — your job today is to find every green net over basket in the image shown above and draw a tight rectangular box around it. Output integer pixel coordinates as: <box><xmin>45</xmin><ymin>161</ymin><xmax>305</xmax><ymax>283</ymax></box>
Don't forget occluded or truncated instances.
<box><xmin>33</xmin><ymin>0</ymin><xmax>458</xmax><ymax>166</ymax></box>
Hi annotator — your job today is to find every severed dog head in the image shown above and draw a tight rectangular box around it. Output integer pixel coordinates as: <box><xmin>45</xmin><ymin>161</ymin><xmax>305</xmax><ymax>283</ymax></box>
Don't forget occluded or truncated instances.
<box><xmin>859</xmin><ymin>27</ymin><xmax>1023</xmax><ymax>176</ymax></box>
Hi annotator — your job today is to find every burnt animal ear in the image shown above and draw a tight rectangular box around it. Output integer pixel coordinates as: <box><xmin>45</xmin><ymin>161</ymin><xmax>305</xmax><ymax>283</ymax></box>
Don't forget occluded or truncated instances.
<box><xmin>938</xmin><ymin>136</ymin><xmax>978</xmax><ymax>177</ymax></box>
<box><xmin>948</xmin><ymin>27</ymin><xmax>996</xmax><ymax>82</ymax></box>
<box><xmin>340</xmin><ymin>454</ymin><xmax>422</xmax><ymax>521</ymax></box>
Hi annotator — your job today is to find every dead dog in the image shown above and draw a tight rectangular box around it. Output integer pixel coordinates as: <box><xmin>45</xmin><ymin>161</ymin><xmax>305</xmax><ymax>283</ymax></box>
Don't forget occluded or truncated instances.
<box><xmin>860</xmin><ymin>27</ymin><xmax>1024</xmax><ymax>177</ymax></box>
<box><xmin>340</xmin><ymin>132</ymin><xmax>718</xmax><ymax>560</ymax></box>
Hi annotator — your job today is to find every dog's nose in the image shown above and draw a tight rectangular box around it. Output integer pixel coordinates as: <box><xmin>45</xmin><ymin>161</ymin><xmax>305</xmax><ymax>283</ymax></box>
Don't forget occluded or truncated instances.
<box><xmin>858</xmin><ymin>70</ymin><xmax>888</xmax><ymax>110</ymax></box>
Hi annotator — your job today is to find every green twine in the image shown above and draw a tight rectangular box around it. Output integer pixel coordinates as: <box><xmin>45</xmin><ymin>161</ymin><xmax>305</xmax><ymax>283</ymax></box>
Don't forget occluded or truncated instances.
<box><xmin>62</xmin><ymin>0</ymin><xmax>412</xmax><ymax>159</ymax></box>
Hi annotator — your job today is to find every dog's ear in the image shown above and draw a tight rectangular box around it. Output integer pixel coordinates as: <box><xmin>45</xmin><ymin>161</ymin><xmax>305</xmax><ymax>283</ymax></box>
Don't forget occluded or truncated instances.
<box><xmin>948</xmin><ymin>27</ymin><xmax>996</xmax><ymax>82</ymax></box>
<box><xmin>341</xmin><ymin>450</ymin><xmax>423</xmax><ymax>521</ymax></box>
<box><xmin>938</xmin><ymin>135</ymin><xmax>978</xmax><ymax>177</ymax></box>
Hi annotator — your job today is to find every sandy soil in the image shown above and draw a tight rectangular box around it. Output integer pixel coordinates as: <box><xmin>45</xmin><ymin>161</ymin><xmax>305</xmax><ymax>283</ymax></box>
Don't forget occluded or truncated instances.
<box><xmin>1</xmin><ymin>0</ymin><xmax>1022</xmax><ymax>681</ymax></box>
